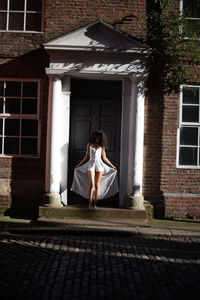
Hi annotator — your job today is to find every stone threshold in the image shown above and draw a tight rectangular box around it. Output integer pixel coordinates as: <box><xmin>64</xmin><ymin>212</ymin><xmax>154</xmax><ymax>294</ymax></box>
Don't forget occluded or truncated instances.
<box><xmin>39</xmin><ymin>205</ymin><xmax>147</xmax><ymax>220</ymax></box>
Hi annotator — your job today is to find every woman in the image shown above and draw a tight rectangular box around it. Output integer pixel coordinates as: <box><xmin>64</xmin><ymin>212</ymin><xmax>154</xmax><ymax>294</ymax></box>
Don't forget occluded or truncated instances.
<box><xmin>71</xmin><ymin>130</ymin><xmax>118</xmax><ymax>209</ymax></box>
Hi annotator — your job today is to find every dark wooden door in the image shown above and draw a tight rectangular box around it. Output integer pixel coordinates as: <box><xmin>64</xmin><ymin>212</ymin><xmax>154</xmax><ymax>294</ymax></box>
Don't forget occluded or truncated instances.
<box><xmin>68</xmin><ymin>79</ymin><xmax>122</xmax><ymax>205</ymax></box>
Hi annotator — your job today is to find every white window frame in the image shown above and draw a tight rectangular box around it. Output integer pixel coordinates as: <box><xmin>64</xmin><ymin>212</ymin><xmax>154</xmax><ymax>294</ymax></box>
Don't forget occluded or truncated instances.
<box><xmin>0</xmin><ymin>0</ymin><xmax>43</xmax><ymax>33</ymax></box>
<box><xmin>177</xmin><ymin>84</ymin><xmax>200</xmax><ymax>169</ymax></box>
<box><xmin>0</xmin><ymin>78</ymin><xmax>41</xmax><ymax>158</ymax></box>
<box><xmin>180</xmin><ymin>0</ymin><xmax>200</xmax><ymax>37</ymax></box>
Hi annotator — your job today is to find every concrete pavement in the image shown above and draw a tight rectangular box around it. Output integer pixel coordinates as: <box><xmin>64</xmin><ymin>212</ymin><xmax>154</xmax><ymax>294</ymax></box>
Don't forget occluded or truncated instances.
<box><xmin>0</xmin><ymin>215</ymin><xmax>200</xmax><ymax>237</ymax></box>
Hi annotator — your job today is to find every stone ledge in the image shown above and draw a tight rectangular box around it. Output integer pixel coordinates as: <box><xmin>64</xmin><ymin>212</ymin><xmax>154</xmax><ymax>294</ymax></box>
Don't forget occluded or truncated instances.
<box><xmin>39</xmin><ymin>205</ymin><xmax>147</xmax><ymax>220</ymax></box>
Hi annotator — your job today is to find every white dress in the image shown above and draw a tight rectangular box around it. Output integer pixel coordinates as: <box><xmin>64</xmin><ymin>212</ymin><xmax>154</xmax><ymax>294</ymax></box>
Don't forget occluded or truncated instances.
<box><xmin>71</xmin><ymin>146</ymin><xmax>119</xmax><ymax>199</ymax></box>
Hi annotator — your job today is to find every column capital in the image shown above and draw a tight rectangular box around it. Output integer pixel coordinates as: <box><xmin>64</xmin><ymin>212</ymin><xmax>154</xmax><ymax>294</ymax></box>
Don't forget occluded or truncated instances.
<box><xmin>62</xmin><ymin>91</ymin><xmax>71</xmax><ymax>96</ymax></box>
<box><xmin>129</xmin><ymin>76</ymin><xmax>147</xmax><ymax>85</ymax></box>
<box><xmin>130</xmin><ymin>80</ymin><xmax>145</xmax><ymax>99</ymax></box>
<box><xmin>47</xmin><ymin>74</ymin><xmax>63</xmax><ymax>82</ymax></box>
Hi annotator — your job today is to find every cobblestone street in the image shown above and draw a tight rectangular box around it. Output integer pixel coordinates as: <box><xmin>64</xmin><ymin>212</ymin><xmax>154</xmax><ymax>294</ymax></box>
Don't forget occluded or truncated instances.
<box><xmin>0</xmin><ymin>230</ymin><xmax>200</xmax><ymax>300</ymax></box>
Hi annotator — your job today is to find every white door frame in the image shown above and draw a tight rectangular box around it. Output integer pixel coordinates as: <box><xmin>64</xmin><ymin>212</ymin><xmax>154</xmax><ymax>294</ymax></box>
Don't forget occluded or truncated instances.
<box><xmin>44</xmin><ymin>70</ymin><xmax>145</xmax><ymax>209</ymax></box>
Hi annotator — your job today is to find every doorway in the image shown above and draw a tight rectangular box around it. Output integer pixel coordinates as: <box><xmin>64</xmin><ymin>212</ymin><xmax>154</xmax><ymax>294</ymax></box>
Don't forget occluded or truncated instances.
<box><xmin>68</xmin><ymin>78</ymin><xmax>122</xmax><ymax>206</ymax></box>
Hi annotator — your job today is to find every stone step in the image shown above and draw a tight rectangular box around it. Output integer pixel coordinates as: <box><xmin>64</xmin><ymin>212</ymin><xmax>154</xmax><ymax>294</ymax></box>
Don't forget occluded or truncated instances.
<box><xmin>39</xmin><ymin>205</ymin><xmax>147</xmax><ymax>220</ymax></box>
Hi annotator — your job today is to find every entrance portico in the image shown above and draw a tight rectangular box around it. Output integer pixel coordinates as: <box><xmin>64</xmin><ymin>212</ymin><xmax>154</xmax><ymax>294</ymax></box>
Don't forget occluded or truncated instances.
<box><xmin>43</xmin><ymin>21</ymin><xmax>149</xmax><ymax>209</ymax></box>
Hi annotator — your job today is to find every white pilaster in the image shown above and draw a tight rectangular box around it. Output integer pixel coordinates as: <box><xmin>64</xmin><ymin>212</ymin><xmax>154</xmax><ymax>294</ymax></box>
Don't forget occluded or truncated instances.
<box><xmin>130</xmin><ymin>80</ymin><xmax>145</xmax><ymax>209</ymax></box>
<box><xmin>60</xmin><ymin>77</ymin><xmax>71</xmax><ymax>205</ymax></box>
<box><xmin>120</xmin><ymin>78</ymin><xmax>132</xmax><ymax>206</ymax></box>
<box><xmin>44</xmin><ymin>75</ymin><xmax>63</xmax><ymax>207</ymax></box>
<box><xmin>133</xmin><ymin>81</ymin><xmax>145</xmax><ymax>194</ymax></box>
<box><xmin>121</xmin><ymin>78</ymin><xmax>145</xmax><ymax>210</ymax></box>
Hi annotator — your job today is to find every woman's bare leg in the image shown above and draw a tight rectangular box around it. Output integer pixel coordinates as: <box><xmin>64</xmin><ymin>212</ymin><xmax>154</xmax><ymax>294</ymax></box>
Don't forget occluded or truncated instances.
<box><xmin>88</xmin><ymin>170</ymin><xmax>95</xmax><ymax>209</ymax></box>
<box><xmin>94</xmin><ymin>171</ymin><xmax>103</xmax><ymax>209</ymax></box>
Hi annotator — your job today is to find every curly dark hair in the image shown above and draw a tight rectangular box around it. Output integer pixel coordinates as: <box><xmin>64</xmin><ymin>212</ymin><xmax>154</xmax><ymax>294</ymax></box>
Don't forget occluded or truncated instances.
<box><xmin>89</xmin><ymin>130</ymin><xmax>108</xmax><ymax>148</ymax></box>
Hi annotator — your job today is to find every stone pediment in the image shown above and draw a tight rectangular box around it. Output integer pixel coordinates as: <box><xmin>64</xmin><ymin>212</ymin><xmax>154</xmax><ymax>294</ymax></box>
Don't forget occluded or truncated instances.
<box><xmin>44</xmin><ymin>21</ymin><xmax>148</xmax><ymax>54</ymax></box>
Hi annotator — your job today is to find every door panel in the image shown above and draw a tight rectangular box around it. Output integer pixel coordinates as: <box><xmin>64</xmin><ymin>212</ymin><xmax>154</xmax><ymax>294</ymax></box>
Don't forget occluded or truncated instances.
<box><xmin>101</xmin><ymin>121</ymin><xmax>116</xmax><ymax>151</ymax></box>
<box><xmin>74</xmin><ymin>120</ymin><xmax>90</xmax><ymax>149</ymax></box>
<box><xmin>68</xmin><ymin>79</ymin><xmax>122</xmax><ymax>205</ymax></box>
<box><xmin>75</xmin><ymin>104</ymin><xmax>91</xmax><ymax>116</ymax></box>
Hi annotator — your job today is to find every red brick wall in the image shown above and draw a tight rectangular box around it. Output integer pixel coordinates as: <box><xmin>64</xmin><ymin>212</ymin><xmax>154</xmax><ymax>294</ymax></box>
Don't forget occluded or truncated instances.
<box><xmin>143</xmin><ymin>77</ymin><xmax>200</xmax><ymax>218</ymax></box>
<box><xmin>0</xmin><ymin>195</ymin><xmax>11</xmax><ymax>207</ymax></box>
<box><xmin>44</xmin><ymin>0</ymin><xmax>146</xmax><ymax>41</ymax></box>
<box><xmin>0</xmin><ymin>32</ymin><xmax>44</xmax><ymax>57</ymax></box>
<box><xmin>165</xmin><ymin>196</ymin><xmax>200</xmax><ymax>218</ymax></box>
<box><xmin>142</xmin><ymin>0</ymin><xmax>200</xmax><ymax>218</ymax></box>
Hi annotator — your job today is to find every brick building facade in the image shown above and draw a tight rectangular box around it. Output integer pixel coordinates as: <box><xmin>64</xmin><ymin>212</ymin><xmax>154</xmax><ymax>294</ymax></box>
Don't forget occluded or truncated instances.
<box><xmin>0</xmin><ymin>0</ymin><xmax>199</xmax><ymax>218</ymax></box>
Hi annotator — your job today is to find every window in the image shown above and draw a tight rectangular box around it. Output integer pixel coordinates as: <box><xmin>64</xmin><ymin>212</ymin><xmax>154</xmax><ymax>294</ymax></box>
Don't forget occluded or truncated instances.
<box><xmin>0</xmin><ymin>80</ymin><xmax>40</xmax><ymax>156</ymax></box>
<box><xmin>0</xmin><ymin>0</ymin><xmax>42</xmax><ymax>32</ymax></box>
<box><xmin>178</xmin><ymin>85</ymin><xmax>200</xmax><ymax>167</ymax></box>
<box><xmin>181</xmin><ymin>0</ymin><xmax>200</xmax><ymax>36</ymax></box>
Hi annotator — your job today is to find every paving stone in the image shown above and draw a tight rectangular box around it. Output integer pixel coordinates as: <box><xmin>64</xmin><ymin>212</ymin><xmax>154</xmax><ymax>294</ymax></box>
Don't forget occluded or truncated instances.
<box><xmin>0</xmin><ymin>232</ymin><xmax>200</xmax><ymax>299</ymax></box>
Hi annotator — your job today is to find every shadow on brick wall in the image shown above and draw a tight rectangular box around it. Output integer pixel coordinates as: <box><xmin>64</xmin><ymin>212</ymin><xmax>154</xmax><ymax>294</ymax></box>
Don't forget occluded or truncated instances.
<box><xmin>2</xmin><ymin>49</ymin><xmax>49</xmax><ymax>219</ymax></box>
<box><xmin>143</xmin><ymin>0</ymin><xmax>166</xmax><ymax>219</ymax></box>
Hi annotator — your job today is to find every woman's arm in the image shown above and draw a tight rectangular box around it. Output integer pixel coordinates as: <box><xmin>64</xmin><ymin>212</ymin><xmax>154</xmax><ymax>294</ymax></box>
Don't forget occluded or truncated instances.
<box><xmin>75</xmin><ymin>143</ymin><xmax>90</xmax><ymax>169</ymax></box>
<box><xmin>101</xmin><ymin>147</ymin><xmax>117</xmax><ymax>170</ymax></box>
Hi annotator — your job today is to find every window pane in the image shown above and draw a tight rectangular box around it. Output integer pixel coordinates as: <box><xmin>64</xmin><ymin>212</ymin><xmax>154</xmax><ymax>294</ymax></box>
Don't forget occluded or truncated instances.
<box><xmin>0</xmin><ymin>12</ymin><xmax>7</xmax><ymax>30</ymax></box>
<box><xmin>0</xmin><ymin>137</ymin><xmax>2</xmax><ymax>153</ymax></box>
<box><xmin>22</xmin><ymin>99</ymin><xmax>37</xmax><ymax>114</ymax></box>
<box><xmin>0</xmin><ymin>0</ymin><xmax>7</xmax><ymax>10</ymax></box>
<box><xmin>183</xmin><ymin>0</ymin><xmax>200</xmax><ymax>18</ymax></box>
<box><xmin>22</xmin><ymin>120</ymin><xmax>38</xmax><ymax>136</ymax></box>
<box><xmin>5</xmin><ymin>98</ymin><xmax>20</xmax><ymax>114</ymax></box>
<box><xmin>27</xmin><ymin>0</ymin><xmax>42</xmax><ymax>12</ymax></box>
<box><xmin>183</xmin><ymin>87</ymin><xmax>199</xmax><ymax>104</ymax></box>
<box><xmin>182</xmin><ymin>106</ymin><xmax>199</xmax><ymax>122</ymax></box>
<box><xmin>9</xmin><ymin>12</ymin><xmax>24</xmax><ymax>30</ymax></box>
<box><xmin>0</xmin><ymin>82</ymin><xmax>4</xmax><ymax>96</ymax></box>
<box><xmin>21</xmin><ymin>138</ymin><xmax>37</xmax><ymax>155</ymax></box>
<box><xmin>5</xmin><ymin>81</ymin><xmax>21</xmax><ymax>96</ymax></box>
<box><xmin>26</xmin><ymin>13</ymin><xmax>41</xmax><ymax>31</ymax></box>
<box><xmin>4</xmin><ymin>137</ymin><xmax>19</xmax><ymax>154</ymax></box>
<box><xmin>0</xmin><ymin>99</ymin><xmax>3</xmax><ymax>113</ymax></box>
<box><xmin>179</xmin><ymin>147</ymin><xmax>197</xmax><ymax>166</ymax></box>
<box><xmin>5</xmin><ymin>119</ymin><xmax>20</xmax><ymax>136</ymax></box>
<box><xmin>0</xmin><ymin>119</ymin><xmax>2</xmax><ymax>134</ymax></box>
<box><xmin>180</xmin><ymin>127</ymin><xmax>198</xmax><ymax>145</ymax></box>
<box><xmin>10</xmin><ymin>0</ymin><xmax>24</xmax><ymax>11</ymax></box>
<box><xmin>23</xmin><ymin>82</ymin><xmax>37</xmax><ymax>97</ymax></box>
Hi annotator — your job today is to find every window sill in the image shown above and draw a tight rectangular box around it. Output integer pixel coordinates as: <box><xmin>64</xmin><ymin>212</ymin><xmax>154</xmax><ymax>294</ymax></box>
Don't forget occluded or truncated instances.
<box><xmin>176</xmin><ymin>165</ymin><xmax>200</xmax><ymax>169</ymax></box>
<box><xmin>182</xmin><ymin>36</ymin><xmax>200</xmax><ymax>41</ymax></box>
<box><xmin>0</xmin><ymin>30</ymin><xmax>44</xmax><ymax>34</ymax></box>
<box><xmin>0</xmin><ymin>154</ymin><xmax>40</xmax><ymax>159</ymax></box>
